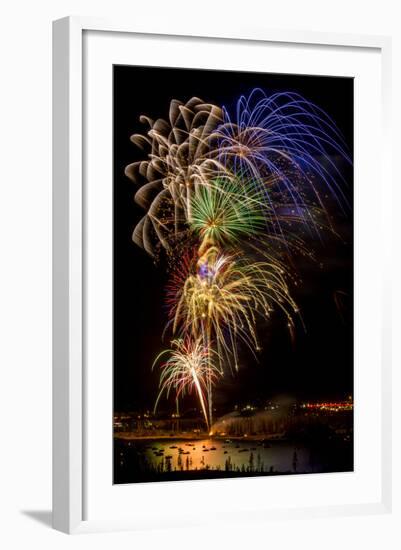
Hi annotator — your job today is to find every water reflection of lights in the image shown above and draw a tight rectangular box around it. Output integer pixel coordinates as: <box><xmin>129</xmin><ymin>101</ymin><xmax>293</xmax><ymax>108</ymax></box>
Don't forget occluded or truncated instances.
<box><xmin>137</xmin><ymin>438</ymin><xmax>311</xmax><ymax>474</ymax></box>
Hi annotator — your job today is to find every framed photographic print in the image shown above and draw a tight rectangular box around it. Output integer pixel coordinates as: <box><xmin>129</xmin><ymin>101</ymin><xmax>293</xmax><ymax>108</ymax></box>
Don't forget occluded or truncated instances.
<box><xmin>52</xmin><ymin>17</ymin><xmax>392</xmax><ymax>533</ymax></box>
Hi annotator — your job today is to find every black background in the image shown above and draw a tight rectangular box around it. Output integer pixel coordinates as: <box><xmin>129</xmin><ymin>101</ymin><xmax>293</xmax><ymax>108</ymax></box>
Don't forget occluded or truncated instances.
<box><xmin>113</xmin><ymin>65</ymin><xmax>354</xmax><ymax>413</ymax></box>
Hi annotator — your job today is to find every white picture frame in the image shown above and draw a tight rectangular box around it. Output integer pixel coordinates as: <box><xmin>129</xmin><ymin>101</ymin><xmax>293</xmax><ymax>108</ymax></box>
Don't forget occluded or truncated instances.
<box><xmin>52</xmin><ymin>16</ymin><xmax>392</xmax><ymax>534</ymax></box>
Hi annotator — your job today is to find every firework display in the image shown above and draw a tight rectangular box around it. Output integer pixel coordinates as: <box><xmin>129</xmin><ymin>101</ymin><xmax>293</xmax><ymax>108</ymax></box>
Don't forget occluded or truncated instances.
<box><xmin>125</xmin><ymin>97</ymin><xmax>225</xmax><ymax>256</ymax></box>
<box><xmin>152</xmin><ymin>337</ymin><xmax>220</xmax><ymax>430</ymax></box>
<box><xmin>125</xmin><ymin>88</ymin><xmax>350</xmax><ymax>431</ymax></box>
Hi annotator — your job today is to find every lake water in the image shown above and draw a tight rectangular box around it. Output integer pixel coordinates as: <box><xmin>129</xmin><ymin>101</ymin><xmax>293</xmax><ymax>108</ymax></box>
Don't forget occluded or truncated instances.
<box><xmin>115</xmin><ymin>437</ymin><xmax>315</xmax><ymax>481</ymax></box>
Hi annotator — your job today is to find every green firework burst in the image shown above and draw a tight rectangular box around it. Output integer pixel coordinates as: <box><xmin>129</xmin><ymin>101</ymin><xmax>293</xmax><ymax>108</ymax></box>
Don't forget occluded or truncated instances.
<box><xmin>190</xmin><ymin>176</ymin><xmax>267</xmax><ymax>245</ymax></box>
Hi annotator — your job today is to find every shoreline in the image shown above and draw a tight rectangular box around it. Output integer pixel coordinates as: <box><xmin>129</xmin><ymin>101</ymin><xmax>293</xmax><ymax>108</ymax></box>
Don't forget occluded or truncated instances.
<box><xmin>114</xmin><ymin>432</ymin><xmax>286</xmax><ymax>442</ymax></box>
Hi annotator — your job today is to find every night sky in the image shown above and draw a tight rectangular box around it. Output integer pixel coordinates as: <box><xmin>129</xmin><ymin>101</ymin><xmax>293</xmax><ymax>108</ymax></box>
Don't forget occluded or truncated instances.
<box><xmin>113</xmin><ymin>66</ymin><xmax>354</xmax><ymax>413</ymax></box>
